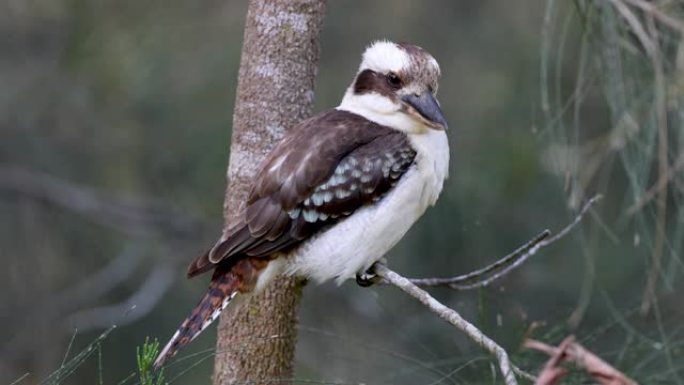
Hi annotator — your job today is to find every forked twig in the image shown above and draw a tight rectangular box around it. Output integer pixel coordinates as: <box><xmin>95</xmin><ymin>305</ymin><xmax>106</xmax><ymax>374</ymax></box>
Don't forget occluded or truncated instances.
<box><xmin>0</xmin><ymin>164</ymin><xmax>204</xmax><ymax>239</ymax></box>
<box><xmin>622</xmin><ymin>0</ymin><xmax>684</xmax><ymax>33</ymax></box>
<box><xmin>408</xmin><ymin>230</ymin><xmax>550</xmax><ymax>288</ymax></box>
<box><xmin>408</xmin><ymin>195</ymin><xmax>601</xmax><ymax>290</ymax></box>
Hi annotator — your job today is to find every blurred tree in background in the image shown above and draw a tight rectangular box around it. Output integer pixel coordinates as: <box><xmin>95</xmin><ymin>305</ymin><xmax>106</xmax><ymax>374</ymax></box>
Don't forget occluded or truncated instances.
<box><xmin>1</xmin><ymin>0</ymin><xmax>682</xmax><ymax>384</ymax></box>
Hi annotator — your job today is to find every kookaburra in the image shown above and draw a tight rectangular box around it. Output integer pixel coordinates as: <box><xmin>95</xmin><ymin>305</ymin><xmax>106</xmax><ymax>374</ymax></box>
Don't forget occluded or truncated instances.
<box><xmin>154</xmin><ymin>40</ymin><xmax>449</xmax><ymax>367</ymax></box>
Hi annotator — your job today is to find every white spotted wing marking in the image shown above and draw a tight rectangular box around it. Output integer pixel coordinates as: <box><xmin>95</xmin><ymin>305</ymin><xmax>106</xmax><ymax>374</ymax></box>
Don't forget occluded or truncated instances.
<box><xmin>292</xmin><ymin>144</ymin><xmax>416</xmax><ymax>224</ymax></box>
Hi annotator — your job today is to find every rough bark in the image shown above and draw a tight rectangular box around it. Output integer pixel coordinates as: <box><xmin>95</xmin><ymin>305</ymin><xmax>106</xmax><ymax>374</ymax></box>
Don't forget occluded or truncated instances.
<box><xmin>212</xmin><ymin>1</ymin><xmax>326</xmax><ymax>384</ymax></box>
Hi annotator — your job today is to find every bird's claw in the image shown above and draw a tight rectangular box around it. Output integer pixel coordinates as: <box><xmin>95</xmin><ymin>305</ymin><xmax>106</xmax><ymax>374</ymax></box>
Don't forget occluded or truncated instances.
<box><xmin>355</xmin><ymin>263</ymin><xmax>383</xmax><ymax>287</ymax></box>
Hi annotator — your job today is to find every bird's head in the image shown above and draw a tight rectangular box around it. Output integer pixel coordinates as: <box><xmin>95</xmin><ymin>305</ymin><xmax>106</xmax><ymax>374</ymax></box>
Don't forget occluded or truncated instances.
<box><xmin>339</xmin><ymin>40</ymin><xmax>447</xmax><ymax>134</ymax></box>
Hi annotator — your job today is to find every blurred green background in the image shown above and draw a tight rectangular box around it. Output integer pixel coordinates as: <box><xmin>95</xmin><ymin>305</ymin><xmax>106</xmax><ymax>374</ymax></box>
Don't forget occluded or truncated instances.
<box><xmin>2</xmin><ymin>0</ymin><xmax>683</xmax><ymax>384</ymax></box>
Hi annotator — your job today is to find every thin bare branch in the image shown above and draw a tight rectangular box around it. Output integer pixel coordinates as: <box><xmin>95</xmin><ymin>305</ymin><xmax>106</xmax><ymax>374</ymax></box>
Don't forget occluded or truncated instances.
<box><xmin>1</xmin><ymin>247</ymin><xmax>181</xmax><ymax>376</ymax></box>
<box><xmin>374</xmin><ymin>263</ymin><xmax>529</xmax><ymax>385</ymax></box>
<box><xmin>408</xmin><ymin>230</ymin><xmax>550</xmax><ymax>287</ymax></box>
<box><xmin>0</xmin><ymin>244</ymin><xmax>142</xmax><ymax>318</ymax></box>
<box><xmin>0</xmin><ymin>164</ymin><xmax>205</xmax><ymax>239</ymax></box>
<box><xmin>641</xmin><ymin>14</ymin><xmax>669</xmax><ymax>316</ymax></box>
<box><xmin>408</xmin><ymin>195</ymin><xmax>601</xmax><ymax>290</ymax></box>
<box><xmin>626</xmin><ymin>152</ymin><xmax>684</xmax><ymax>216</ymax></box>
<box><xmin>622</xmin><ymin>0</ymin><xmax>684</xmax><ymax>33</ymax></box>
<box><xmin>66</xmin><ymin>266</ymin><xmax>175</xmax><ymax>332</ymax></box>
<box><xmin>606</xmin><ymin>0</ymin><xmax>657</xmax><ymax>56</ymax></box>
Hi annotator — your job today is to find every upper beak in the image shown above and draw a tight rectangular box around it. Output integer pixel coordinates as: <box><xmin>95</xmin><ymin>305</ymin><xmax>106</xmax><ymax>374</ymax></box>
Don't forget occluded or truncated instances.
<box><xmin>401</xmin><ymin>92</ymin><xmax>448</xmax><ymax>130</ymax></box>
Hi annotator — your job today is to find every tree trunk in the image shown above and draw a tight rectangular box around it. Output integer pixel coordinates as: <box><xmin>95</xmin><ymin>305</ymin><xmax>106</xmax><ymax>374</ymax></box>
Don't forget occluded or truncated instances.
<box><xmin>212</xmin><ymin>1</ymin><xmax>326</xmax><ymax>384</ymax></box>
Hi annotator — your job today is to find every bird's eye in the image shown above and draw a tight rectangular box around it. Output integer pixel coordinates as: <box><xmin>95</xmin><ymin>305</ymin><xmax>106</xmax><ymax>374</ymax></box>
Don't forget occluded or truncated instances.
<box><xmin>386</xmin><ymin>72</ymin><xmax>402</xmax><ymax>88</ymax></box>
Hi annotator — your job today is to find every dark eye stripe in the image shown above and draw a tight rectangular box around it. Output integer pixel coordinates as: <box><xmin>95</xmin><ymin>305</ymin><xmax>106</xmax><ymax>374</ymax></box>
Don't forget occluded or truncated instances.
<box><xmin>353</xmin><ymin>69</ymin><xmax>396</xmax><ymax>98</ymax></box>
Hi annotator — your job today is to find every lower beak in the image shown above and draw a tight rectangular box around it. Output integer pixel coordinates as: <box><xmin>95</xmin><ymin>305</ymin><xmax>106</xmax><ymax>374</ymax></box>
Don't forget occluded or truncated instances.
<box><xmin>401</xmin><ymin>92</ymin><xmax>448</xmax><ymax>130</ymax></box>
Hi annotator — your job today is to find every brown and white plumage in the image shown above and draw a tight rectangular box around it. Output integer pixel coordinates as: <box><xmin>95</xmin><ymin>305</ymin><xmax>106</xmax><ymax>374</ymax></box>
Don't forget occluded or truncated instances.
<box><xmin>154</xmin><ymin>40</ymin><xmax>449</xmax><ymax>368</ymax></box>
<box><xmin>186</xmin><ymin>110</ymin><xmax>417</xmax><ymax>278</ymax></box>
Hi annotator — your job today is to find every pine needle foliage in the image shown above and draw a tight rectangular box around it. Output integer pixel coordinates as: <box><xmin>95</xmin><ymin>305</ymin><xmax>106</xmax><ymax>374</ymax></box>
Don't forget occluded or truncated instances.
<box><xmin>137</xmin><ymin>337</ymin><xmax>166</xmax><ymax>385</ymax></box>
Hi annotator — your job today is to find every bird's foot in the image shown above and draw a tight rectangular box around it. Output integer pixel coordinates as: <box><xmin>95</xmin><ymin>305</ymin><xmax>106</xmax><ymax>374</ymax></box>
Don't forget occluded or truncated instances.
<box><xmin>355</xmin><ymin>260</ymin><xmax>386</xmax><ymax>287</ymax></box>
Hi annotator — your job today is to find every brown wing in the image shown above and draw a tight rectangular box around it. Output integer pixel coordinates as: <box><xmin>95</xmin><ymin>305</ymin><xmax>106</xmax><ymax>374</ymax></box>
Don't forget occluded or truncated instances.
<box><xmin>187</xmin><ymin>109</ymin><xmax>416</xmax><ymax>278</ymax></box>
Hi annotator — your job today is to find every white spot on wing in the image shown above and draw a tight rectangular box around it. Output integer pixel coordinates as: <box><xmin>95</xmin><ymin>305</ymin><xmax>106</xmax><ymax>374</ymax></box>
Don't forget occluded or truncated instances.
<box><xmin>288</xmin><ymin>207</ymin><xmax>301</xmax><ymax>219</ymax></box>
<box><xmin>311</xmin><ymin>193</ymin><xmax>324</xmax><ymax>206</ymax></box>
<box><xmin>334</xmin><ymin>189</ymin><xmax>351</xmax><ymax>199</ymax></box>
<box><xmin>303</xmin><ymin>209</ymin><xmax>318</xmax><ymax>222</ymax></box>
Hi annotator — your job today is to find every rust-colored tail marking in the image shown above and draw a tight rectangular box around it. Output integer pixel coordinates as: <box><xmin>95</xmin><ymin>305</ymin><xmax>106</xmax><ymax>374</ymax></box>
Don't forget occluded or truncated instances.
<box><xmin>153</xmin><ymin>270</ymin><xmax>238</xmax><ymax>368</ymax></box>
<box><xmin>153</xmin><ymin>258</ymin><xmax>267</xmax><ymax>369</ymax></box>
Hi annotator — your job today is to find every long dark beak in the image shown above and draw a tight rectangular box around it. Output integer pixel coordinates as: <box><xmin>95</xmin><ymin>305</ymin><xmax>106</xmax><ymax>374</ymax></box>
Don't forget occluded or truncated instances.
<box><xmin>401</xmin><ymin>92</ymin><xmax>448</xmax><ymax>130</ymax></box>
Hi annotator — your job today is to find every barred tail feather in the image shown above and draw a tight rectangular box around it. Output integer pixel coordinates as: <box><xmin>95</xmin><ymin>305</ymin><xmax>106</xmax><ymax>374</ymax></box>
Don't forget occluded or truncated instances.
<box><xmin>153</xmin><ymin>269</ymin><xmax>239</xmax><ymax>369</ymax></box>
